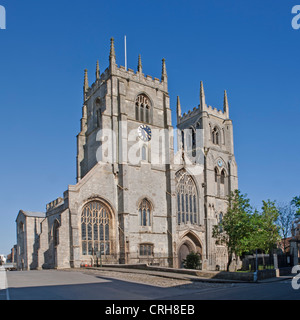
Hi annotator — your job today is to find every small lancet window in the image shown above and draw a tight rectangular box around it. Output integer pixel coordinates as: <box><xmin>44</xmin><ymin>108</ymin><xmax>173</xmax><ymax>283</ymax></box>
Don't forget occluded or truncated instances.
<box><xmin>215</xmin><ymin>167</ymin><xmax>218</xmax><ymax>183</ymax></box>
<box><xmin>139</xmin><ymin>199</ymin><xmax>152</xmax><ymax>227</ymax></box>
<box><xmin>219</xmin><ymin>213</ymin><xmax>224</xmax><ymax>232</ymax></box>
<box><xmin>141</xmin><ymin>145</ymin><xmax>147</xmax><ymax>161</ymax></box>
<box><xmin>220</xmin><ymin>170</ymin><xmax>225</xmax><ymax>184</ymax></box>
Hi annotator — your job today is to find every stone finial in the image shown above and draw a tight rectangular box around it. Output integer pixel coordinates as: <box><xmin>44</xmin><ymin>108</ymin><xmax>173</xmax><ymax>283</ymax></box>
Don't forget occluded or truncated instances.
<box><xmin>223</xmin><ymin>90</ymin><xmax>229</xmax><ymax>116</ymax></box>
<box><xmin>177</xmin><ymin>96</ymin><xmax>182</xmax><ymax>120</ymax></box>
<box><xmin>83</xmin><ymin>69</ymin><xmax>89</xmax><ymax>99</ymax></box>
<box><xmin>161</xmin><ymin>58</ymin><xmax>167</xmax><ymax>82</ymax></box>
<box><xmin>96</xmin><ymin>60</ymin><xmax>100</xmax><ymax>80</ymax></box>
<box><xmin>137</xmin><ymin>54</ymin><xmax>142</xmax><ymax>73</ymax></box>
<box><xmin>200</xmin><ymin>81</ymin><xmax>206</xmax><ymax>110</ymax></box>
<box><xmin>110</xmin><ymin>37</ymin><xmax>116</xmax><ymax>57</ymax></box>
<box><xmin>109</xmin><ymin>37</ymin><xmax>116</xmax><ymax>67</ymax></box>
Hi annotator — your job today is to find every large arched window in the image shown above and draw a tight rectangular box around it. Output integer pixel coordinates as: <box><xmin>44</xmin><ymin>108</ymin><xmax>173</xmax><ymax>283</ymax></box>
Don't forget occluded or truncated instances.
<box><xmin>81</xmin><ymin>201</ymin><xmax>112</xmax><ymax>256</ymax></box>
<box><xmin>135</xmin><ymin>94</ymin><xmax>151</xmax><ymax>124</ymax></box>
<box><xmin>139</xmin><ymin>199</ymin><xmax>152</xmax><ymax>227</ymax></box>
<box><xmin>176</xmin><ymin>170</ymin><xmax>199</xmax><ymax>225</ymax></box>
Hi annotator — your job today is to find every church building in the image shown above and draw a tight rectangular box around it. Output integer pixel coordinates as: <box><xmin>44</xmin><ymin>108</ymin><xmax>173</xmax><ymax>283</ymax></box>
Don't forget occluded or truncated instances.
<box><xmin>15</xmin><ymin>38</ymin><xmax>238</xmax><ymax>271</ymax></box>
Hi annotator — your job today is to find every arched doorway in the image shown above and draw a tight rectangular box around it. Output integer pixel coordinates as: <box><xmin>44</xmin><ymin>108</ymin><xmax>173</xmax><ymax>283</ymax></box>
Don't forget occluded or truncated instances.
<box><xmin>178</xmin><ymin>243</ymin><xmax>191</xmax><ymax>268</ymax></box>
<box><xmin>177</xmin><ymin>232</ymin><xmax>202</xmax><ymax>268</ymax></box>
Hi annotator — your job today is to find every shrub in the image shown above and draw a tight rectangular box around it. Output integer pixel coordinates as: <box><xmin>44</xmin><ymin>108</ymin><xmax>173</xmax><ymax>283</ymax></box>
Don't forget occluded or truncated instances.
<box><xmin>183</xmin><ymin>252</ymin><xmax>202</xmax><ymax>270</ymax></box>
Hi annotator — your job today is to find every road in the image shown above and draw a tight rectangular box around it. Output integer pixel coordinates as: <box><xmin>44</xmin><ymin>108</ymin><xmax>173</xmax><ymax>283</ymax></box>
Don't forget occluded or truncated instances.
<box><xmin>0</xmin><ymin>268</ymin><xmax>299</xmax><ymax>301</ymax></box>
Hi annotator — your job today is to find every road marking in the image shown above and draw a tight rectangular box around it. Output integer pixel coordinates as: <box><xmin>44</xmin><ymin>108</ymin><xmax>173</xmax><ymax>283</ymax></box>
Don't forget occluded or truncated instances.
<box><xmin>0</xmin><ymin>267</ymin><xmax>9</xmax><ymax>300</ymax></box>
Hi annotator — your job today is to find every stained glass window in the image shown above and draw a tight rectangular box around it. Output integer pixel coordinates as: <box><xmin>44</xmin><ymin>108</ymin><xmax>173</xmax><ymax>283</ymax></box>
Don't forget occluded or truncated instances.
<box><xmin>175</xmin><ymin>170</ymin><xmax>199</xmax><ymax>225</ymax></box>
<box><xmin>81</xmin><ymin>201</ymin><xmax>111</xmax><ymax>256</ymax></box>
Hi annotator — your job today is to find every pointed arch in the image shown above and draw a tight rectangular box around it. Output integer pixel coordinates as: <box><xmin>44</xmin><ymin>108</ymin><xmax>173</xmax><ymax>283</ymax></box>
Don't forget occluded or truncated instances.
<box><xmin>175</xmin><ymin>169</ymin><xmax>199</xmax><ymax>225</ymax></box>
<box><xmin>138</xmin><ymin>198</ymin><xmax>152</xmax><ymax>227</ymax></box>
<box><xmin>177</xmin><ymin>231</ymin><xmax>203</xmax><ymax>268</ymax></box>
<box><xmin>135</xmin><ymin>93</ymin><xmax>152</xmax><ymax>124</ymax></box>
<box><xmin>220</xmin><ymin>169</ymin><xmax>225</xmax><ymax>184</ymax></box>
<box><xmin>214</xmin><ymin>167</ymin><xmax>219</xmax><ymax>183</ymax></box>
<box><xmin>81</xmin><ymin>199</ymin><xmax>114</xmax><ymax>256</ymax></box>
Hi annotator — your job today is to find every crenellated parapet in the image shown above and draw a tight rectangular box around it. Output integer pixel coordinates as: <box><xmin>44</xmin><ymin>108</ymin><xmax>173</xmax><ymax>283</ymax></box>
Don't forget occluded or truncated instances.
<box><xmin>177</xmin><ymin>82</ymin><xmax>230</xmax><ymax>125</ymax></box>
<box><xmin>83</xmin><ymin>38</ymin><xmax>168</xmax><ymax>103</ymax></box>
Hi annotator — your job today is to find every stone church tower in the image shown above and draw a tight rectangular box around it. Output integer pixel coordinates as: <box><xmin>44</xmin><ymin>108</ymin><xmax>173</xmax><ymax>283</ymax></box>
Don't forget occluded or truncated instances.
<box><xmin>15</xmin><ymin>38</ymin><xmax>238</xmax><ymax>271</ymax></box>
<box><xmin>177</xmin><ymin>81</ymin><xmax>238</xmax><ymax>269</ymax></box>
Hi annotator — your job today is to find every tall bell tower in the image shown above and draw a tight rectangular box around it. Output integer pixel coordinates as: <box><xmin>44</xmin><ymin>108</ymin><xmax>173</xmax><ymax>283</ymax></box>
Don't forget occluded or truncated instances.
<box><xmin>76</xmin><ymin>38</ymin><xmax>176</xmax><ymax>266</ymax></box>
<box><xmin>177</xmin><ymin>81</ymin><xmax>238</xmax><ymax>270</ymax></box>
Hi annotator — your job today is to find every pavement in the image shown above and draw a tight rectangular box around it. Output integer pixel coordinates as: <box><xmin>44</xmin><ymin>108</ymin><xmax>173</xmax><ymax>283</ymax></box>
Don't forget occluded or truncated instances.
<box><xmin>0</xmin><ymin>266</ymin><xmax>9</xmax><ymax>300</ymax></box>
<box><xmin>2</xmin><ymin>266</ymin><xmax>298</xmax><ymax>300</ymax></box>
<box><xmin>83</xmin><ymin>266</ymin><xmax>295</xmax><ymax>284</ymax></box>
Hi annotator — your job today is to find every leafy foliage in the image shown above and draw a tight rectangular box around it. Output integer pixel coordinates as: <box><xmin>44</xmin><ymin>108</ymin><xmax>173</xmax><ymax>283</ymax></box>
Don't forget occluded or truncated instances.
<box><xmin>182</xmin><ymin>251</ymin><xmax>201</xmax><ymax>270</ymax></box>
<box><xmin>213</xmin><ymin>190</ymin><xmax>281</xmax><ymax>271</ymax></box>
<box><xmin>291</xmin><ymin>196</ymin><xmax>300</xmax><ymax>217</ymax></box>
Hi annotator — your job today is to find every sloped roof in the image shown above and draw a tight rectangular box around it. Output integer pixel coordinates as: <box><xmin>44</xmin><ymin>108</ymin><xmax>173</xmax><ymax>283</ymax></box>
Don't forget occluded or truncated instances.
<box><xmin>20</xmin><ymin>210</ymin><xmax>46</xmax><ymax>218</ymax></box>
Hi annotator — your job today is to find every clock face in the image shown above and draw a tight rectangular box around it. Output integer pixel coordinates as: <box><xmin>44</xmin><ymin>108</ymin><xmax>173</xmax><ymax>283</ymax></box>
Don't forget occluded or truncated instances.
<box><xmin>218</xmin><ymin>160</ymin><xmax>223</xmax><ymax>167</ymax></box>
<box><xmin>138</xmin><ymin>125</ymin><xmax>152</xmax><ymax>142</ymax></box>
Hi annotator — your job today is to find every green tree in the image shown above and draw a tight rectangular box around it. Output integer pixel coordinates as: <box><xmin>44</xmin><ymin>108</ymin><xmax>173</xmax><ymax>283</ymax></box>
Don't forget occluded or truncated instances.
<box><xmin>212</xmin><ymin>190</ymin><xmax>253</xmax><ymax>271</ymax></box>
<box><xmin>183</xmin><ymin>252</ymin><xmax>201</xmax><ymax>270</ymax></box>
<box><xmin>213</xmin><ymin>191</ymin><xmax>281</xmax><ymax>271</ymax></box>
<box><xmin>291</xmin><ymin>196</ymin><xmax>300</xmax><ymax>217</ymax></box>
<box><xmin>249</xmin><ymin>200</ymin><xmax>280</xmax><ymax>253</ymax></box>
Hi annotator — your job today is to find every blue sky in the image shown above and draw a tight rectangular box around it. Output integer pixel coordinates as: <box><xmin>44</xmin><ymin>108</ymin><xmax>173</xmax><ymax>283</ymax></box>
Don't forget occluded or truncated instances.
<box><xmin>0</xmin><ymin>0</ymin><xmax>299</xmax><ymax>254</ymax></box>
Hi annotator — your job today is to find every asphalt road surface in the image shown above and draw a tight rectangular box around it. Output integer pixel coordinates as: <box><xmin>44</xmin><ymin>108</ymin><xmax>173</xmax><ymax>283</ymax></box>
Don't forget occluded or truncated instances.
<box><xmin>1</xmin><ymin>269</ymin><xmax>299</xmax><ymax>301</ymax></box>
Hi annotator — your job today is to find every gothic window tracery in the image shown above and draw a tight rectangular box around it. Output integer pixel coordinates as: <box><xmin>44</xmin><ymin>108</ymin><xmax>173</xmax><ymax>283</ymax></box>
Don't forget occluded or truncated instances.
<box><xmin>176</xmin><ymin>170</ymin><xmax>199</xmax><ymax>225</ymax></box>
<box><xmin>81</xmin><ymin>201</ymin><xmax>112</xmax><ymax>256</ymax></box>
<box><xmin>139</xmin><ymin>198</ymin><xmax>152</xmax><ymax>227</ymax></box>
<box><xmin>135</xmin><ymin>94</ymin><xmax>151</xmax><ymax>124</ymax></box>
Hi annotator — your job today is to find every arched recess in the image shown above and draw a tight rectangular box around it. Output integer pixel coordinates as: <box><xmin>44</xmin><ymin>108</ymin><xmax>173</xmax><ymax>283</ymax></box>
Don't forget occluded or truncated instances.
<box><xmin>177</xmin><ymin>231</ymin><xmax>203</xmax><ymax>268</ymax></box>
<box><xmin>211</xmin><ymin>125</ymin><xmax>222</xmax><ymax>146</ymax></box>
<box><xmin>53</xmin><ymin>219</ymin><xmax>60</xmax><ymax>247</ymax></box>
